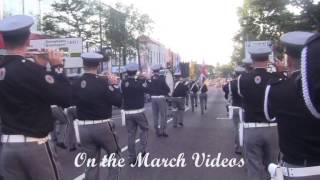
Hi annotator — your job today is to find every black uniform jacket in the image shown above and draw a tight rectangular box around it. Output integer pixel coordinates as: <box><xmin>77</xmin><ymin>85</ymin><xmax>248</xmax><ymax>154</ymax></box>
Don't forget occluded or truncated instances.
<box><xmin>148</xmin><ymin>74</ymin><xmax>170</xmax><ymax>96</ymax></box>
<box><xmin>121</xmin><ymin>76</ymin><xmax>151</xmax><ymax>110</ymax></box>
<box><xmin>72</xmin><ymin>73</ymin><xmax>121</xmax><ymax>120</ymax></box>
<box><xmin>200</xmin><ymin>84</ymin><xmax>208</xmax><ymax>94</ymax></box>
<box><xmin>230</xmin><ymin>79</ymin><xmax>242</xmax><ymax>107</ymax></box>
<box><xmin>267</xmin><ymin>72</ymin><xmax>320</xmax><ymax>165</ymax></box>
<box><xmin>172</xmin><ymin>80</ymin><xmax>189</xmax><ymax>98</ymax></box>
<box><xmin>190</xmin><ymin>82</ymin><xmax>199</xmax><ymax>94</ymax></box>
<box><xmin>238</xmin><ymin>68</ymin><xmax>280</xmax><ymax>123</ymax></box>
<box><xmin>0</xmin><ymin>55</ymin><xmax>72</xmax><ymax>138</ymax></box>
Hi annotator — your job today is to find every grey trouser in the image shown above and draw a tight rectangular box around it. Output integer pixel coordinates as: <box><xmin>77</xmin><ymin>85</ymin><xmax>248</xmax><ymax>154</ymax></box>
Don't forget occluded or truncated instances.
<box><xmin>1</xmin><ymin>140</ymin><xmax>63</xmax><ymax>180</ymax></box>
<box><xmin>199</xmin><ymin>93</ymin><xmax>207</xmax><ymax>114</ymax></box>
<box><xmin>125</xmin><ymin>112</ymin><xmax>149</xmax><ymax>160</ymax></box>
<box><xmin>172</xmin><ymin>97</ymin><xmax>185</xmax><ymax>126</ymax></box>
<box><xmin>79</xmin><ymin>122</ymin><xmax>120</xmax><ymax>180</ymax></box>
<box><xmin>151</xmin><ymin>97</ymin><xmax>167</xmax><ymax>134</ymax></box>
<box><xmin>190</xmin><ymin>93</ymin><xmax>198</xmax><ymax>111</ymax></box>
<box><xmin>65</xmin><ymin>107</ymin><xmax>77</xmax><ymax>150</ymax></box>
<box><xmin>185</xmin><ymin>93</ymin><xmax>190</xmax><ymax>106</ymax></box>
<box><xmin>51</xmin><ymin>107</ymin><xmax>68</xmax><ymax>146</ymax></box>
<box><xmin>243</xmin><ymin>126</ymin><xmax>279</xmax><ymax>180</ymax></box>
<box><xmin>281</xmin><ymin>162</ymin><xmax>320</xmax><ymax>180</ymax></box>
<box><xmin>232</xmin><ymin>108</ymin><xmax>241</xmax><ymax>152</ymax></box>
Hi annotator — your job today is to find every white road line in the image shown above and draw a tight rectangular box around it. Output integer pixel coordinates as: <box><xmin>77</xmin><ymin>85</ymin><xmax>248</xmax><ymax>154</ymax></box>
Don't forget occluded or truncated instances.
<box><xmin>74</xmin><ymin>173</ymin><xmax>85</xmax><ymax>180</ymax></box>
<box><xmin>73</xmin><ymin>103</ymin><xmax>192</xmax><ymax>180</ymax></box>
<box><xmin>120</xmin><ymin>139</ymin><xmax>140</xmax><ymax>152</ymax></box>
<box><xmin>185</xmin><ymin>107</ymin><xmax>190</xmax><ymax>112</ymax></box>
<box><xmin>216</xmin><ymin>117</ymin><xmax>231</xmax><ymax>120</ymax></box>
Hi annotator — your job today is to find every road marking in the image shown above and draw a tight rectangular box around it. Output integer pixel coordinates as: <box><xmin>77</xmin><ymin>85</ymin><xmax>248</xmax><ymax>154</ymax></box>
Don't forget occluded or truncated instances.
<box><xmin>185</xmin><ymin>107</ymin><xmax>190</xmax><ymax>112</ymax></box>
<box><xmin>120</xmin><ymin>139</ymin><xmax>140</xmax><ymax>152</ymax></box>
<box><xmin>74</xmin><ymin>173</ymin><xmax>85</xmax><ymax>180</ymax></box>
<box><xmin>216</xmin><ymin>117</ymin><xmax>231</xmax><ymax>120</ymax></box>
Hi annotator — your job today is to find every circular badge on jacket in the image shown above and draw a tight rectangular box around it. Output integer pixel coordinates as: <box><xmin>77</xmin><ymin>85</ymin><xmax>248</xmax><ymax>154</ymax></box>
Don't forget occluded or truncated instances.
<box><xmin>81</xmin><ymin>80</ymin><xmax>87</xmax><ymax>88</ymax></box>
<box><xmin>45</xmin><ymin>75</ymin><xmax>55</xmax><ymax>84</ymax></box>
<box><xmin>254</xmin><ymin>76</ymin><xmax>262</xmax><ymax>84</ymax></box>
<box><xmin>0</xmin><ymin>68</ymin><xmax>6</xmax><ymax>80</ymax></box>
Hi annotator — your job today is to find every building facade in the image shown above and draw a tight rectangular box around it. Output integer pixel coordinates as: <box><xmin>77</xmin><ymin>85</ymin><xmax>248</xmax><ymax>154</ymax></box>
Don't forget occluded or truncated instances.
<box><xmin>138</xmin><ymin>35</ymin><xmax>179</xmax><ymax>73</ymax></box>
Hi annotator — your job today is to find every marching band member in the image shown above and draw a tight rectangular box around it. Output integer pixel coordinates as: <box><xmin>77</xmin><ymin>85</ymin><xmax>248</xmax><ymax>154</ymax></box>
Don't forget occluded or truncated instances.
<box><xmin>149</xmin><ymin>64</ymin><xmax>170</xmax><ymax>137</ymax></box>
<box><xmin>265</xmin><ymin>31</ymin><xmax>319</xmax><ymax>180</ymax></box>
<box><xmin>0</xmin><ymin>15</ymin><xmax>71</xmax><ymax>180</ymax></box>
<box><xmin>72</xmin><ymin>52</ymin><xmax>121</xmax><ymax>180</ymax></box>
<box><xmin>172</xmin><ymin>72</ymin><xmax>189</xmax><ymax>128</ymax></box>
<box><xmin>238</xmin><ymin>45</ymin><xmax>281</xmax><ymax>180</ymax></box>
<box><xmin>121</xmin><ymin>63</ymin><xmax>151</xmax><ymax>165</ymax></box>
<box><xmin>190</xmin><ymin>80</ymin><xmax>200</xmax><ymax>112</ymax></box>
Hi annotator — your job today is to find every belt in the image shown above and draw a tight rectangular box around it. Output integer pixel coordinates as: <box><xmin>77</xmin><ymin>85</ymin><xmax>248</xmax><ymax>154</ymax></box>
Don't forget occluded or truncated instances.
<box><xmin>284</xmin><ymin>157</ymin><xmax>320</xmax><ymax>167</ymax></box>
<box><xmin>77</xmin><ymin>119</ymin><xmax>112</xmax><ymax>126</ymax></box>
<box><xmin>281</xmin><ymin>165</ymin><xmax>320</xmax><ymax>177</ymax></box>
<box><xmin>151</xmin><ymin>95</ymin><xmax>165</xmax><ymax>98</ymax></box>
<box><xmin>124</xmin><ymin>108</ymin><xmax>145</xmax><ymax>115</ymax></box>
<box><xmin>1</xmin><ymin>134</ymin><xmax>51</xmax><ymax>144</ymax></box>
<box><xmin>243</xmin><ymin>122</ymin><xmax>277</xmax><ymax>128</ymax></box>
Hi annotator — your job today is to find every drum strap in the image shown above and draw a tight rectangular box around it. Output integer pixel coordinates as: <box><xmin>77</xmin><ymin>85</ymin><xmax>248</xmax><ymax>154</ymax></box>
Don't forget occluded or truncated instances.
<box><xmin>191</xmin><ymin>83</ymin><xmax>197</xmax><ymax>91</ymax></box>
<box><xmin>174</xmin><ymin>81</ymin><xmax>181</xmax><ymax>90</ymax></box>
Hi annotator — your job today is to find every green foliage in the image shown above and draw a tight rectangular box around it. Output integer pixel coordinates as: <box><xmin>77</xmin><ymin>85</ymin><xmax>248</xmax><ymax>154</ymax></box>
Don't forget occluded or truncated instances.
<box><xmin>41</xmin><ymin>0</ymin><xmax>153</xmax><ymax>64</ymax></box>
<box><xmin>231</xmin><ymin>0</ymin><xmax>320</xmax><ymax>64</ymax></box>
<box><xmin>105</xmin><ymin>3</ymin><xmax>153</xmax><ymax>64</ymax></box>
<box><xmin>215</xmin><ymin>64</ymin><xmax>234</xmax><ymax>78</ymax></box>
<box><xmin>42</xmin><ymin>0</ymin><xmax>98</xmax><ymax>41</ymax></box>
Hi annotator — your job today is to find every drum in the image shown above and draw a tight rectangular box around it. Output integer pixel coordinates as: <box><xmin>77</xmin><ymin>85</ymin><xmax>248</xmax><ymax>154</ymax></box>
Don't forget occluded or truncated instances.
<box><xmin>164</xmin><ymin>69</ymin><xmax>174</xmax><ymax>96</ymax></box>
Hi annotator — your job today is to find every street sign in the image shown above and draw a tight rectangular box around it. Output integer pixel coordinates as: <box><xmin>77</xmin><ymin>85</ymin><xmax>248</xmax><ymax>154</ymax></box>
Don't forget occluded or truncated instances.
<box><xmin>29</xmin><ymin>38</ymin><xmax>83</xmax><ymax>77</ymax></box>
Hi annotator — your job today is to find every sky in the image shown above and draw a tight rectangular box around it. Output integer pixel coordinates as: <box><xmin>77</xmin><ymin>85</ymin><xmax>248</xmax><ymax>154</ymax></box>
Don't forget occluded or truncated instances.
<box><xmin>107</xmin><ymin>0</ymin><xmax>243</xmax><ymax>65</ymax></box>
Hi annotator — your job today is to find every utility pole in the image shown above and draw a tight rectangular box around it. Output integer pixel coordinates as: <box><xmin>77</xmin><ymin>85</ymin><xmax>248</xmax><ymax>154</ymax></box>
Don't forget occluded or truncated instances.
<box><xmin>22</xmin><ymin>0</ymin><xmax>25</xmax><ymax>14</ymax></box>
<box><xmin>137</xmin><ymin>38</ymin><xmax>142</xmax><ymax>71</ymax></box>
<box><xmin>99</xmin><ymin>0</ymin><xmax>103</xmax><ymax>52</ymax></box>
<box><xmin>38</xmin><ymin>0</ymin><xmax>42</xmax><ymax>31</ymax></box>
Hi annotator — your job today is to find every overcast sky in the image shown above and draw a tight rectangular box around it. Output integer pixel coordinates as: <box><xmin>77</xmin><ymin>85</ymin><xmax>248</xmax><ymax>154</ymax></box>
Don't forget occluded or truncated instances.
<box><xmin>107</xmin><ymin>0</ymin><xmax>243</xmax><ymax>65</ymax></box>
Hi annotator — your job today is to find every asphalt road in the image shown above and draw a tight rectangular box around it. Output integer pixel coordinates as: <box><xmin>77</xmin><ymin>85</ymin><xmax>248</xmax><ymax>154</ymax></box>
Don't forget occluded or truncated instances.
<box><xmin>57</xmin><ymin>87</ymin><xmax>248</xmax><ymax>180</ymax></box>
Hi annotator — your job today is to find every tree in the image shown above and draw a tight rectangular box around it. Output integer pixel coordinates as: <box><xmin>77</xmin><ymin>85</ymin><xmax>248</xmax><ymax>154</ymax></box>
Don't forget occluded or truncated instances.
<box><xmin>105</xmin><ymin>3</ymin><xmax>153</xmax><ymax>65</ymax></box>
<box><xmin>215</xmin><ymin>64</ymin><xmax>234</xmax><ymax>78</ymax></box>
<box><xmin>42</xmin><ymin>0</ymin><xmax>99</xmax><ymax>43</ymax></box>
<box><xmin>231</xmin><ymin>0</ymin><xmax>320</xmax><ymax>64</ymax></box>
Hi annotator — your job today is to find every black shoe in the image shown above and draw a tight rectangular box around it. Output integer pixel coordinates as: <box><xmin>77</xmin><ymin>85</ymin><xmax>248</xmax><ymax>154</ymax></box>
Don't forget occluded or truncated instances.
<box><xmin>195</xmin><ymin>105</ymin><xmax>198</xmax><ymax>107</ymax></box>
<box><xmin>173</xmin><ymin>125</ymin><xmax>178</xmax><ymax>128</ymax></box>
<box><xmin>178</xmin><ymin>123</ymin><xmax>184</xmax><ymax>127</ymax></box>
<box><xmin>235</xmin><ymin>150</ymin><xmax>242</xmax><ymax>155</ymax></box>
<box><xmin>205</xmin><ymin>106</ymin><xmax>207</xmax><ymax>110</ymax></box>
<box><xmin>162</xmin><ymin>133</ymin><xmax>169</xmax><ymax>137</ymax></box>
<box><xmin>140</xmin><ymin>151</ymin><xmax>147</xmax><ymax>157</ymax></box>
<box><xmin>156</xmin><ymin>129</ymin><xmax>161</xmax><ymax>137</ymax></box>
<box><xmin>69</xmin><ymin>147</ymin><xmax>77</xmax><ymax>152</ymax></box>
<box><xmin>56</xmin><ymin>143</ymin><xmax>67</xmax><ymax>149</ymax></box>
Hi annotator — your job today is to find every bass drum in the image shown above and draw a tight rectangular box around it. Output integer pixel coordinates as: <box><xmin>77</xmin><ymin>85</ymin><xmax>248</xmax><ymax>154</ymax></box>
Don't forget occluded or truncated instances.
<box><xmin>164</xmin><ymin>69</ymin><xmax>174</xmax><ymax>96</ymax></box>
